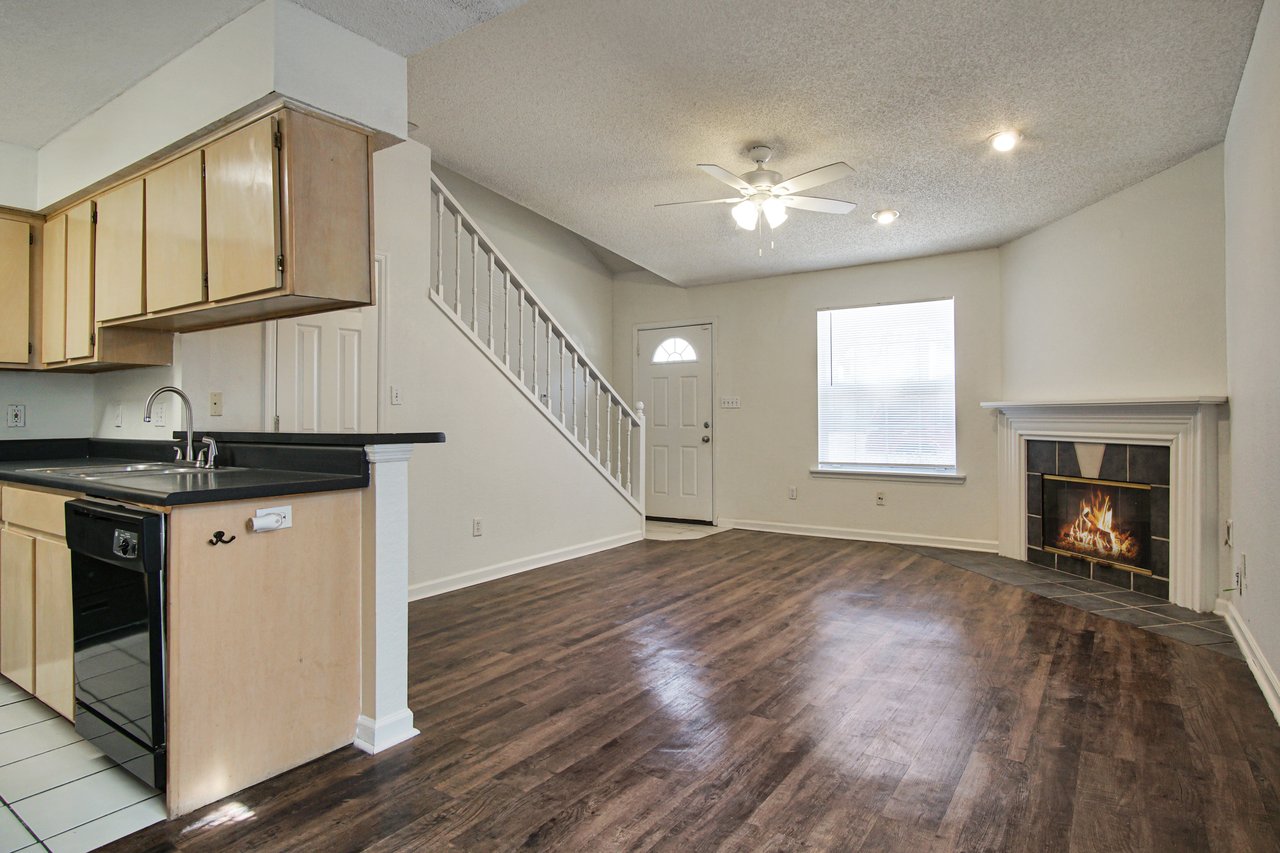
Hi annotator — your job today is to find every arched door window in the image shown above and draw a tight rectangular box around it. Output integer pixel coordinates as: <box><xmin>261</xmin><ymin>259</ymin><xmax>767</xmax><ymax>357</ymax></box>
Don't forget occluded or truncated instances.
<box><xmin>651</xmin><ymin>337</ymin><xmax>697</xmax><ymax>363</ymax></box>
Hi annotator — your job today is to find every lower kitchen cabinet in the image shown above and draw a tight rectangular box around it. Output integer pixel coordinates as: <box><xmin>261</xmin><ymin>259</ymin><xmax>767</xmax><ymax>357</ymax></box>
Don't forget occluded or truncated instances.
<box><xmin>0</xmin><ymin>529</ymin><xmax>36</xmax><ymax>693</ymax></box>
<box><xmin>0</xmin><ymin>485</ymin><xmax>78</xmax><ymax>718</ymax></box>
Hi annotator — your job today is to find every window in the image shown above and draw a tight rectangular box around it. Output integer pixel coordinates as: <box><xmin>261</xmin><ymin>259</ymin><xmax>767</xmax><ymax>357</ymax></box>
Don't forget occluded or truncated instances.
<box><xmin>652</xmin><ymin>337</ymin><xmax>697</xmax><ymax>363</ymax></box>
<box><xmin>816</xmin><ymin>298</ymin><xmax>956</xmax><ymax>474</ymax></box>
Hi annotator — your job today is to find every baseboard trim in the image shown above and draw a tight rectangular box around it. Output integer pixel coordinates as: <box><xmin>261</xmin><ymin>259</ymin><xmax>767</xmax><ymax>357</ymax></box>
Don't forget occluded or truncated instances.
<box><xmin>718</xmin><ymin>518</ymin><xmax>998</xmax><ymax>553</ymax></box>
<box><xmin>353</xmin><ymin>709</ymin><xmax>419</xmax><ymax>754</ymax></box>
<box><xmin>409</xmin><ymin>530</ymin><xmax>644</xmax><ymax>601</ymax></box>
<box><xmin>1222</xmin><ymin>600</ymin><xmax>1280</xmax><ymax>726</ymax></box>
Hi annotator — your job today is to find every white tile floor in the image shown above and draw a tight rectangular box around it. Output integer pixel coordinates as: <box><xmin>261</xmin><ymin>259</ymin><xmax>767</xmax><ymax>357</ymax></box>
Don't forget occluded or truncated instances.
<box><xmin>0</xmin><ymin>678</ymin><xmax>165</xmax><ymax>853</ymax></box>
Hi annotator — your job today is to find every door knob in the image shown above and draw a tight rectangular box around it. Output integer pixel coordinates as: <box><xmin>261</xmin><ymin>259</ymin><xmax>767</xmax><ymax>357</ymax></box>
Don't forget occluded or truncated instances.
<box><xmin>702</xmin><ymin>436</ymin><xmax>711</xmax><ymax>443</ymax></box>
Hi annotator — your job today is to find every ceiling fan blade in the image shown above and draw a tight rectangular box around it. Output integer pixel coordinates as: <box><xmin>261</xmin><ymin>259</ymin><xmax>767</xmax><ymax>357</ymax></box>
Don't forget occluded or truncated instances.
<box><xmin>773</xmin><ymin>162</ymin><xmax>854</xmax><ymax>196</ymax></box>
<box><xmin>697</xmin><ymin>164</ymin><xmax>753</xmax><ymax>192</ymax></box>
<box><xmin>780</xmin><ymin>195</ymin><xmax>858</xmax><ymax>215</ymax></box>
<box><xmin>655</xmin><ymin>197</ymin><xmax>741</xmax><ymax>207</ymax></box>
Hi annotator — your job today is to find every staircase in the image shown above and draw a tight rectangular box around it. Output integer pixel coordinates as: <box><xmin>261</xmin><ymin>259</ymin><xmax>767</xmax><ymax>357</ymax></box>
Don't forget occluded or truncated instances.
<box><xmin>428</xmin><ymin>175</ymin><xmax>645</xmax><ymax>510</ymax></box>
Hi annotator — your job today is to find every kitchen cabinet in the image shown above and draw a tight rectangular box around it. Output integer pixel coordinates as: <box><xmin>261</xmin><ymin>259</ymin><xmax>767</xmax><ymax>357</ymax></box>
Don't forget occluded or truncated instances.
<box><xmin>64</xmin><ymin>200</ymin><xmax>95</xmax><ymax>361</ymax></box>
<box><xmin>205</xmin><ymin>116</ymin><xmax>280</xmax><ymax>302</ymax></box>
<box><xmin>145</xmin><ymin>150</ymin><xmax>205</xmax><ymax>312</ymax></box>
<box><xmin>166</xmin><ymin>489</ymin><xmax>360</xmax><ymax>817</ymax></box>
<box><xmin>94</xmin><ymin>179</ymin><xmax>145</xmax><ymax>322</ymax></box>
<box><xmin>0</xmin><ymin>485</ymin><xmax>79</xmax><ymax>719</ymax></box>
<box><xmin>41</xmin><ymin>213</ymin><xmax>66</xmax><ymax>364</ymax></box>
<box><xmin>0</xmin><ymin>528</ymin><xmax>36</xmax><ymax>693</ymax></box>
<box><xmin>0</xmin><ymin>216</ymin><xmax>32</xmax><ymax>365</ymax></box>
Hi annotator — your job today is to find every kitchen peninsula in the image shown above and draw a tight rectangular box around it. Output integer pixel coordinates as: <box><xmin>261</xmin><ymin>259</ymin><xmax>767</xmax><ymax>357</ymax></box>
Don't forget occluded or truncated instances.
<box><xmin>0</xmin><ymin>432</ymin><xmax>442</xmax><ymax>817</ymax></box>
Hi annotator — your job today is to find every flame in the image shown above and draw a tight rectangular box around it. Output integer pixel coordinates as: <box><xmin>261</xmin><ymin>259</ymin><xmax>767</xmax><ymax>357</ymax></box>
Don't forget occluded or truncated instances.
<box><xmin>1057</xmin><ymin>489</ymin><xmax>1139</xmax><ymax>561</ymax></box>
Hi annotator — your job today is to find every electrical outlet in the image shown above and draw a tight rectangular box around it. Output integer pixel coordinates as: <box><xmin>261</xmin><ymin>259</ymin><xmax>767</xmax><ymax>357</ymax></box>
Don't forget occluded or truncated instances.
<box><xmin>788</xmin><ymin>486</ymin><xmax>798</xmax><ymax>500</ymax></box>
<box><xmin>390</xmin><ymin>386</ymin><xmax>403</xmax><ymax>406</ymax></box>
<box><xmin>720</xmin><ymin>396</ymin><xmax>741</xmax><ymax>409</ymax></box>
<box><xmin>112</xmin><ymin>403</ymin><xmax>123</xmax><ymax>428</ymax></box>
<box><xmin>472</xmin><ymin>517</ymin><xmax>483</xmax><ymax>537</ymax></box>
<box><xmin>151</xmin><ymin>402</ymin><xmax>167</xmax><ymax>428</ymax></box>
<box><xmin>6</xmin><ymin>404</ymin><xmax>25</xmax><ymax>428</ymax></box>
<box><xmin>210</xmin><ymin>392</ymin><xmax>224</xmax><ymax>417</ymax></box>
<box><xmin>875</xmin><ymin>491</ymin><xmax>886</xmax><ymax>507</ymax></box>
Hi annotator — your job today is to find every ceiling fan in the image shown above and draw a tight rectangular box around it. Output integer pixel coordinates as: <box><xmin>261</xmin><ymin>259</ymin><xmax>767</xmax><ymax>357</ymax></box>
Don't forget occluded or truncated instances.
<box><xmin>658</xmin><ymin>145</ymin><xmax>856</xmax><ymax>231</ymax></box>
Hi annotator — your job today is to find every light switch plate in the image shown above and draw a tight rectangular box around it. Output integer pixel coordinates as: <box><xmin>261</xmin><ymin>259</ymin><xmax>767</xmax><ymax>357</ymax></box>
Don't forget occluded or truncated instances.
<box><xmin>210</xmin><ymin>392</ymin><xmax>223</xmax><ymax>417</ymax></box>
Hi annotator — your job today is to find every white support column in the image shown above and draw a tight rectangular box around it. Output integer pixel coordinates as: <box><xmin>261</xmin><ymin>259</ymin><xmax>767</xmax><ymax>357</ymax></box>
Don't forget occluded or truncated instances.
<box><xmin>355</xmin><ymin>443</ymin><xmax>420</xmax><ymax>754</ymax></box>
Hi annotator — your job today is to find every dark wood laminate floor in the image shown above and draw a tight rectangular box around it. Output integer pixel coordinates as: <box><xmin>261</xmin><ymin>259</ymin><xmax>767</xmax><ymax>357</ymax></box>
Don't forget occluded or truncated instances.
<box><xmin>108</xmin><ymin>531</ymin><xmax>1280</xmax><ymax>852</ymax></box>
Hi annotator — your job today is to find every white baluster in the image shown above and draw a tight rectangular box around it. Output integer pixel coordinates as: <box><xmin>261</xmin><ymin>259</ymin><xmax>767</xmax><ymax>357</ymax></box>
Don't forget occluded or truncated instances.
<box><xmin>531</xmin><ymin>304</ymin><xmax>538</xmax><ymax>394</ymax></box>
<box><xmin>453</xmin><ymin>214</ymin><xmax>462</xmax><ymax>315</ymax></box>
<box><xmin>558</xmin><ymin>337</ymin><xmax>566</xmax><ymax>422</ymax></box>
<box><xmin>546</xmin><ymin>322</ymin><xmax>552</xmax><ymax>409</ymax></box>
<box><xmin>571</xmin><ymin>356</ymin><xmax>578</xmax><ymax>437</ymax></box>
<box><xmin>435</xmin><ymin>192</ymin><xmax>444</xmax><ymax>297</ymax></box>
<box><xmin>625</xmin><ymin>415</ymin><xmax>633</xmax><ymax>494</ymax></box>
<box><xmin>594</xmin><ymin>379</ymin><xmax>602</xmax><ymax>461</ymax></box>
<box><xmin>470</xmin><ymin>233</ymin><xmax>479</xmax><ymax>332</ymax></box>
<box><xmin>503</xmin><ymin>271</ymin><xmax>511</xmax><ymax>368</ymax></box>
<box><xmin>635</xmin><ymin>402</ymin><xmax>645</xmax><ymax>502</ymax></box>
<box><xmin>606</xmin><ymin>399</ymin><xmax>613</xmax><ymax>476</ymax></box>
<box><xmin>518</xmin><ymin>292</ymin><xmax>526</xmax><ymax>383</ymax></box>
<box><xmin>616</xmin><ymin>407</ymin><xmax>624</xmax><ymax>481</ymax></box>
<box><xmin>486</xmin><ymin>254</ymin><xmax>495</xmax><ymax>348</ymax></box>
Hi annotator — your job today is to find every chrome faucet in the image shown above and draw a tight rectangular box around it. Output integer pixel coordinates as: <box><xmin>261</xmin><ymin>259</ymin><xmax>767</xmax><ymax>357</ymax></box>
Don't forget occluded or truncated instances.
<box><xmin>143</xmin><ymin>386</ymin><xmax>195</xmax><ymax>464</ymax></box>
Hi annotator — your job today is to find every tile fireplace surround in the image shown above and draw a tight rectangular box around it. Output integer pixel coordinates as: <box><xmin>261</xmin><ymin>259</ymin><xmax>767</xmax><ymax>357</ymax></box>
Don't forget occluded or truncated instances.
<box><xmin>982</xmin><ymin>398</ymin><xmax>1226</xmax><ymax>612</ymax></box>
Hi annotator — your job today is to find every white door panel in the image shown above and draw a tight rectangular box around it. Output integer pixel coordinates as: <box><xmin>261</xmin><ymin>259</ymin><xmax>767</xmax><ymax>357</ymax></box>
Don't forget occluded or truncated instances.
<box><xmin>637</xmin><ymin>324</ymin><xmax>713</xmax><ymax>521</ymax></box>
<box><xmin>276</xmin><ymin>305</ymin><xmax>377</xmax><ymax>433</ymax></box>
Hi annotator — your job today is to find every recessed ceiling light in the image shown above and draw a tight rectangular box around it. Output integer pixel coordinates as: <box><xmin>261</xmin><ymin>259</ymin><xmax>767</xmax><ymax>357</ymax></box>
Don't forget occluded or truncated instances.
<box><xmin>989</xmin><ymin>130</ymin><xmax>1022</xmax><ymax>152</ymax></box>
<box><xmin>872</xmin><ymin>209</ymin><xmax>899</xmax><ymax>225</ymax></box>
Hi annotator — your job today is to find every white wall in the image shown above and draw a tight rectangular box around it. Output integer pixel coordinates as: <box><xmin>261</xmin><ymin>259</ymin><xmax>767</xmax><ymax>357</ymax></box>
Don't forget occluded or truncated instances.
<box><xmin>28</xmin><ymin>0</ymin><xmax>407</xmax><ymax>212</ymax></box>
<box><xmin>0</xmin><ymin>143</ymin><xmax>38</xmax><ymax>211</ymax></box>
<box><xmin>91</xmin><ymin>325</ymin><xmax>268</xmax><ymax>440</ymax></box>
<box><xmin>614</xmin><ymin>250</ymin><xmax>1004</xmax><ymax>550</ymax></box>
<box><xmin>1001</xmin><ymin>145</ymin><xmax>1227</xmax><ymax>400</ymax></box>
<box><xmin>0</xmin><ymin>373</ymin><xmax>95</xmax><ymax>441</ymax></box>
<box><xmin>1224</xmin><ymin>0</ymin><xmax>1280</xmax><ymax>706</ymax></box>
<box><xmin>432</xmin><ymin>165</ymin><xmax>617</xmax><ymax>381</ymax></box>
<box><xmin>377</xmin><ymin>142</ymin><xmax>642</xmax><ymax>597</ymax></box>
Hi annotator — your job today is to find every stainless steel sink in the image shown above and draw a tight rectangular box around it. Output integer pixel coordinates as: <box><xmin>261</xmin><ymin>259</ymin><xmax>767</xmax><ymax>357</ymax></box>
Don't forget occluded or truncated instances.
<box><xmin>20</xmin><ymin>462</ymin><xmax>243</xmax><ymax>480</ymax></box>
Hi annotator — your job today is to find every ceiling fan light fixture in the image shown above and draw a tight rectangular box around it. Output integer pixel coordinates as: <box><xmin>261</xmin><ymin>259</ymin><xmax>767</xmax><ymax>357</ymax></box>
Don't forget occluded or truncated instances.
<box><xmin>989</xmin><ymin>130</ymin><xmax>1022</xmax><ymax>152</ymax></box>
<box><xmin>872</xmin><ymin>209</ymin><xmax>899</xmax><ymax>224</ymax></box>
<box><xmin>731</xmin><ymin>199</ymin><xmax>760</xmax><ymax>230</ymax></box>
<box><xmin>762</xmin><ymin>197</ymin><xmax>788</xmax><ymax>229</ymax></box>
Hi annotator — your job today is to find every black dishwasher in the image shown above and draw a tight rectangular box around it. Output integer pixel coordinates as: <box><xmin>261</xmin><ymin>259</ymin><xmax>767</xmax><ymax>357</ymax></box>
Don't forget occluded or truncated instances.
<box><xmin>65</xmin><ymin>499</ymin><xmax>167</xmax><ymax>790</ymax></box>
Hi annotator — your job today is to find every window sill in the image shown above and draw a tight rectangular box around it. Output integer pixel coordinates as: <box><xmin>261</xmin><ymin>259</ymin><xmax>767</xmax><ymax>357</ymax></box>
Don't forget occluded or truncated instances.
<box><xmin>808</xmin><ymin>466</ymin><xmax>967</xmax><ymax>484</ymax></box>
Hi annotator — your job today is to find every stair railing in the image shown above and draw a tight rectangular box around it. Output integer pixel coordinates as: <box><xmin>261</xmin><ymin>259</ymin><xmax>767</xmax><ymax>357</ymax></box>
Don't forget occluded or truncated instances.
<box><xmin>429</xmin><ymin>174</ymin><xmax>644</xmax><ymax>509</ymax></box>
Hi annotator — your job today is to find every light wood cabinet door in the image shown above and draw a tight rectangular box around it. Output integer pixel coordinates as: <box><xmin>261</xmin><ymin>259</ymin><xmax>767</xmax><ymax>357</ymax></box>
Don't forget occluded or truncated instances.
<box><xmin>95</xmin><ymin>179</ymin><xmax>145</xmax><ymax>321</ymax></box>
<box><xmin>64</xmin><ymin>201</ymin><xmax>95</xmax><ymax>360</ymax></box>
<box><xmin>41</xmin><ymin>214</ymin><xmax>66</xmax><ymax>364</ymax></box>
<box><xmin>205</xmin><ymin>116</ymin><xmax>280</xmax><ymax>302</ymax></box>
<box><xmin>34</xmin><ymin>538</ymin><xmax>74</xmax><ymax>720</ymax></box>
<box><xmin>0</xmin><ymin>529</ymin><xmax>36</xmax><ymax>693</ymax></box>
<box><xmin>0</xmin><ymin>218</ymin><xmax>30</xmax><ymax>364</ymax></box>
<box><xmin>146</xmin><ymin>150</ymin><xmax>205</xmax><ymax>312</ymax></box>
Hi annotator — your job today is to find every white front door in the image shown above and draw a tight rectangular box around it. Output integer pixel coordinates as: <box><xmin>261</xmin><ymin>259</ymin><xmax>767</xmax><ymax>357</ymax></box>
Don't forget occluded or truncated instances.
<box><xmin>636</xmin><ymin>324</ymin><xmax>714</xmax><ymax>522</ymax></box>
<box><xmin>275</xmin><ymin>305</ymin><xmax>378</xmax><ymax>432</ymax></box>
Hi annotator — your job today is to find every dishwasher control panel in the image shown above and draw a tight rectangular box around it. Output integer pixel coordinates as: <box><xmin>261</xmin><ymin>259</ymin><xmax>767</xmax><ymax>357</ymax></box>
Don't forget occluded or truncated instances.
<box><xmin>112</xmin><ymin>529</ymin><xmax>139</xmax><ymax>559</ymax></box>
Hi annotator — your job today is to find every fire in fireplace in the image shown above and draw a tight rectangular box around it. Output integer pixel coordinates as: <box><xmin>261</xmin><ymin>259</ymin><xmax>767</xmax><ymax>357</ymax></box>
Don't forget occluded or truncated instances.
<box><xmin>1042</xmin><ymin>475</ymin><xmax>1151</xmax><ymax>573</ymax></box>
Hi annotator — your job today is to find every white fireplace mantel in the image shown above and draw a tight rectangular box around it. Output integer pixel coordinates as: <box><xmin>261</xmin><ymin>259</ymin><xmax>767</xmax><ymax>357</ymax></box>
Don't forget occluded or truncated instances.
<box><xmin>981</xmin><ymin>397</ymin><xmax>1227</xmax><ymax>611</ymax></box>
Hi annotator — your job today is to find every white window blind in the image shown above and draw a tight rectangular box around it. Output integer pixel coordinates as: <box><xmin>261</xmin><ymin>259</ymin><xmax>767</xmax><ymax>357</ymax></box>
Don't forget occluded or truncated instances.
<box><xmin>817</xmin><ymin>299</ymin><xmax>956</xmax><ymax>470</ymax></box>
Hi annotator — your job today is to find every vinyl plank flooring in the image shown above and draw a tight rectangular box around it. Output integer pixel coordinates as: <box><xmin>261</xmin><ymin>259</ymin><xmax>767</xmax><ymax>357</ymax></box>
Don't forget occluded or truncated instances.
<box><xmin>101</xmin><ymin>531</ymin><xmax>1280</xmax><ymax>852</ymax></box>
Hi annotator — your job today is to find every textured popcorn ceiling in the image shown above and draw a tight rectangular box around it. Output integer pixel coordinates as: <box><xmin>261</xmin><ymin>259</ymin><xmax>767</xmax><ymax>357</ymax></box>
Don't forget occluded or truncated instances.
<box><xmin>0</xmin><ymin>0</ymin><xmax>529</xmax><ymax>148</ymax></box>
<box><xmin>409</xmin><ymin>0</ymin><xmax>1263</xmax><ymax>286</ymax></box>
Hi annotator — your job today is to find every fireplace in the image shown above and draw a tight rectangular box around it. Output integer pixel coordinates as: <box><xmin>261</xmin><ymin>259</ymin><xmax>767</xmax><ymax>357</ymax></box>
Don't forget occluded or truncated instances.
<box><xmin>1024</xmin><ymin>439</ymin><xmax>1171</xmax><ymax>598</ymax></box>
<box><xmin>983</xmin><ymin>398</ymin><xmax>1225</xmax><ymax>612</ymax></box>
<box><xmin>1042</xmin><ymin>476</ymin><xmax>1151</xmax><ymax>573</ymax></box>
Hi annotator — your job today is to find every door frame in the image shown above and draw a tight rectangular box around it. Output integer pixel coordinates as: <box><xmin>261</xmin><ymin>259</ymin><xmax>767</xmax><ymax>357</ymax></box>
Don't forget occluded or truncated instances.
<box><xmin>262</xmin><ymin>253</ymin><xmax>388</xmax><ymax>431</ymax></box>
<box><xmin>632</xmin><ymin>318</ymin><xmax>718</xmax><ymax>524</ymax></box>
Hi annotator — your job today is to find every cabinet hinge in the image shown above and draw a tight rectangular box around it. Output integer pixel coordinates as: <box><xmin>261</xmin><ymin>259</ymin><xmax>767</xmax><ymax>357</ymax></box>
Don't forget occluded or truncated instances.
<box><xmin>91</xmin><ymin>209</ymin><xmax>98</xmax><ymax>225</ymax></box>
<box><xmin>28</xmin><ymin>342</ymin><xmax>33</xmax><ymax>356</ymax></box>
<box><xmin>276</xmin><ymin>255</ymin><xmax>285</xmax><ymax>273</ymax></box>
<box><xmin>89</xmin><ymin>332</ymin><xmax>96</xmax><ymax>347</ymax></box>
<box><xmin>28</xmin><ymin>232</ymin><xmax>34</xmax><ymax>246</ymax></box>
<box><xmin>273</xmin><ymin>130</ymin><xmax>282</xmax><ymax>150</ymax></box>
<box><xmin>273</xmin><ymin>414</ymin><xmax>281</xmax><ymax>432</ymax></box>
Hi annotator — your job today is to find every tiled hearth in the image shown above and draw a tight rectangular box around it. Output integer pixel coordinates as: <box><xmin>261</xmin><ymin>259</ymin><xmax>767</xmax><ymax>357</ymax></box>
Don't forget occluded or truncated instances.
<box><xmin>1025</xmin><ymin>440</ymin><xmax>1171</xmax><ymax>598</ymax></box>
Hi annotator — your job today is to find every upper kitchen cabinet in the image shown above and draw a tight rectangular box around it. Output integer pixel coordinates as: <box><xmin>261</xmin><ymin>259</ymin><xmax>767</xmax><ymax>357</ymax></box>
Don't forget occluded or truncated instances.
<box><xmin>63</xmin><ymin>201</ymin><xmax>95</xmax><ymax>361</ymax></box>
<box><xmin>121</xmin><ymin>107</ymin><xmax>373</xmax><ymax>333</ymax></box>
<box><xmin>0</xmin><ymin>214</ymin><xmax>33</xmax><ymax>365</ymax></box>
<box><xmin>94</xmin><ymin>179</ymin><xmax>145</xmax><ymax>322</ymax></box>
<box><xmin>146</xmin><ymin>150</ymin><xmax>205</xmax><ymax>313</ymax></box>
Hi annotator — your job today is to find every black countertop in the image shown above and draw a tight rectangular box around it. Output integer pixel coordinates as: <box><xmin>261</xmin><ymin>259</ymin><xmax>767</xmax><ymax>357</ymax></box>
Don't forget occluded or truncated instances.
<box><xmin>184</xmin><ymin>431</ymin><xmax>446</xmax><ymax>446</ymax></box>
<box><xmin>0</xmin><ymin>433</ymin><xmax>443</xmax><ymax>507</ymax></box>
